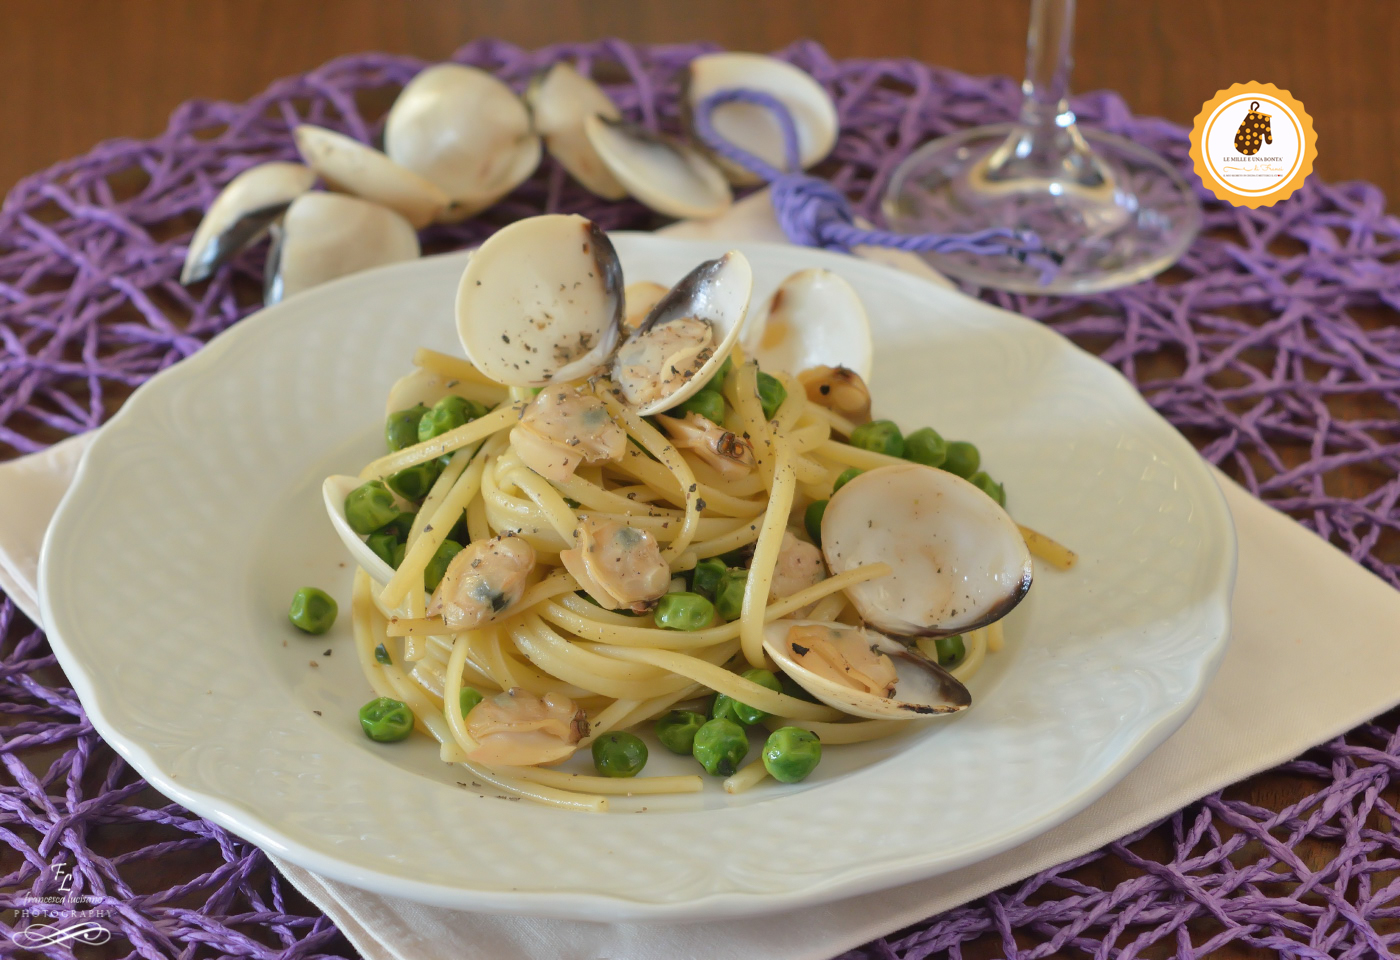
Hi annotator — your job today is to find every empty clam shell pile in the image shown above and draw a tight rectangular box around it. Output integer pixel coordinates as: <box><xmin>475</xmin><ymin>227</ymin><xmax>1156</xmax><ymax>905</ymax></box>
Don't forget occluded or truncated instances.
<box><xmin>180</xmin><ymin>53</ymin><xmax>840</xmax><ymax>305</ymax></box>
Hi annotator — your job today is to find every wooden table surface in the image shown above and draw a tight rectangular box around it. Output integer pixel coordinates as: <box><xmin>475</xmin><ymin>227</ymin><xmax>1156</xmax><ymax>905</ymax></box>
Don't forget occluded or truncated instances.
<box><xmin>2</xmin><ymin>2</ymin><xmax>1396</xmax><ymax>958</ymax></box>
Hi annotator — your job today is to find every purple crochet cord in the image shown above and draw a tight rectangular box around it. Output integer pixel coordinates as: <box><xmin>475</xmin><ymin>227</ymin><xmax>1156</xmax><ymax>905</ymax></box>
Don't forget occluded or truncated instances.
<box><xmin>1</xmin><ymin>37</ymin><xmax>1399</xmax><ymax>960</ymax></box>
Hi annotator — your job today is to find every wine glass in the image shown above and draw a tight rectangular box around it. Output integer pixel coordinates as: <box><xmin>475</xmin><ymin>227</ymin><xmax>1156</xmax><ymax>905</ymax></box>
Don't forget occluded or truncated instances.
<box><xmin>882</xmin><ymin>0</ymin><xmax>1201</xmax><ymax>294</ymax></box>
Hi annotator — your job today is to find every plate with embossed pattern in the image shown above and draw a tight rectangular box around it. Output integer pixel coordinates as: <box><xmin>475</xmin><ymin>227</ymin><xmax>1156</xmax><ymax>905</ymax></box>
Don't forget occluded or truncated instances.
<box><xmin>39</xmin><ymin>236</ymin><xmax>1234</xmax><ymax>921</ymax></box>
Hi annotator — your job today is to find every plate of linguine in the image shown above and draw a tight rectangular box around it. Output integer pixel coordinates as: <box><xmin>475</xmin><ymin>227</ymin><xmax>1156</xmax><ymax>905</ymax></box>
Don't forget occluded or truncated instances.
<box><xmin>40</xmin><ymin>224</ymin><xmax>1234</xmax><ymax>920</ymax></box>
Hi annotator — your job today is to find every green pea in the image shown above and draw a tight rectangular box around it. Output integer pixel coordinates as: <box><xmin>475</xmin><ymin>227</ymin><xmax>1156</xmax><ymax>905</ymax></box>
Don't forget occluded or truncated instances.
<box><xmin>903</xmin><ymin>427</ymin><xmax>948</xmax><ymax>468</ymax></box>
<box><xmin>942</xmin><ymin>441</ymin><xmax>980</xmax><ymax>479</ymax></box>
<box><xmin>359</xmin><ymin>696</ymin><xmax>414</xmax><ymax>742</ymax></box>
<box><xmin>344</xmin><ymin>480</ymin><xmax>398</xmax><ymax>535</ymax></box>
<box><xmin>713</xmin><ymin>568</ymin><xmax>749</xmax><ymax>621</ymax></box>
<box><xmin>832</xmin><ymin>467</ymin><xmax>862</xmax><ymax>493</ymax></box>
<box><xmin>701</xmin><ymin>355</ymin><xmax>734</xmax><ymax>393</ymax></box>
<box><xmin>654</xmin><ymin>710</ymin><xmax>707</xmax><ymax>754</ymax></box>
<box><xmin>374</xmin><ymin>643</ymin><xmax>391</xmax><ymax>664</ymax></box>
<box><xmin>389</xmin><ymin>510</ymin><xmax>419</xmax><ymax>538</ymax></box>
<box><xmin>757</xmin><ymin>371</ymin><xmax>787</xmax><ymax>420</ymax></box>
<box><xmin>935</xmin><ymin>634</ymin><xmax>966</xmax><ymax>667</ymax></box>
<box><xmin>455</xmin><ymin>686</ymin><xmax>484</xmax><ymax>719</ymax></box>
<box><xmin>968</xmin><ymin>471</ymin><xmax>1007</xmax><ymax>507</ymax></box>
<box><xmin>690</xmin><ymin>557</ymin><xmax>726</xmax><ymax>599</ymax></box>
<box><xmin>673</xmin><ymin>388</ymin><xmax>726</xmax><ymax>425</ymax></box>
<box><xmin>385</xmin><ymin>404</ymin><xmax>429</xmax><ymax>452</ymax></box>
<box><xmin>692</xmin><ymin>717</ymin><xmax>749</xmax><ymax>776</ymax></box>
<box><xmin>391</xmin><ymin>542</ymin><xmax>406</xmax><ymax>570</ymax></box>
<box><xmin>591</xmin><ymin>731</ymin><xmax>649</xmax><ymax>778</ymax></box>
<box><xmin>654</xmin><ymin>591</ymin><xmax>715</xmax><ymax>631</ymax></box>
<box><xmin>729</xmin><ymin>668</ymin><xmax>782</xmax><ymax>726</ymax></box>
<box><xmin>288</xmin><ymin>587</ymin><xmax>337</xmax><ymax>634</ymax></box>
<box><xmin>423</xmin><ymin>539</ymin><xmax>463</xmax><ymax>592</ymax></box>
<box><xmin>762</xmin><ymin>726</ymin><xmax>822</xmax><ymax>783</ymax></box>
<box><xmin>366</xmin><ymin>531</ymin><xmax>400</xmax><ymax>568</ymax></box>
<box><xmin>417</xmin><ymin>395</ymin><xmax>486</xmax><ymax>442</ymax></box>
<box><xmin>849</xmin><ymin>419</ymin><xmax>905</xmax><ymax>458</ymax></box>
<box><xmin>386</xmin><ymin>458</ymin><xmax>443</xmax><ymax>501</ymax></box>
<box><xmin>804</xmin><ymin>500</ymin><xmax>827</xmax><ymax>546</ymax></box>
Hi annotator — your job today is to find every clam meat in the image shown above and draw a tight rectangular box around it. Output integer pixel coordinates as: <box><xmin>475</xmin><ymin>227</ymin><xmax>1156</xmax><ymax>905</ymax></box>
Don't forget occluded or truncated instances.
<box><xmin>559</xmin><ymin>516</ymin><xmax>671</xmax><ymax>614</ymax></box>
<box><xmin>610</xmin><ymin>251</ymin><xmax>753</xmax><ymax>416</ymax></box>
<box><xmin>462</xmin><ymin>687</ymin><xmax>589</xmax><ymax>766</ymax></box>
<box><xmin>510</xmin><ymin>386</ymin><xmax>627</xmax><ymax>483</ymax></box>
<box><xmin>428</xmin><ymin>533</ymin><xmax>536</xmax><ymax>630</ymax></box>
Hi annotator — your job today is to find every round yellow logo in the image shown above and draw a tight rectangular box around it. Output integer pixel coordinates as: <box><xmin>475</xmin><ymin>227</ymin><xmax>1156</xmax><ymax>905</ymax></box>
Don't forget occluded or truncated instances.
<box><xmin>1190</xmin><ymin>83</ymin><xmax>1316</xmax><ymax>208</ymax></box>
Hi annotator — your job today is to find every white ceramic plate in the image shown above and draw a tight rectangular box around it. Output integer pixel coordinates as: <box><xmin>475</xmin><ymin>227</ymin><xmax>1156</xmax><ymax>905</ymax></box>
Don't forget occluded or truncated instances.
<box><xmin>39</xmin><ymin>237</ymin><xmax>1235</xmax><ymax>922</ymax></box>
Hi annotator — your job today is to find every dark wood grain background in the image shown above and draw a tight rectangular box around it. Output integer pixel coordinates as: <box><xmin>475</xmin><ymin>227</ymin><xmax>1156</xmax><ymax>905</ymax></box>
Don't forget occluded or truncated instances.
<box><xmin>2</xmin><ymin>2</ymin><xmax>1396</xmax><ymax>958</ymax></box>
<box><xmin>2</xmin><ymin>0</ymin><xmax>1398</xmax><ymax>202</ymax></box>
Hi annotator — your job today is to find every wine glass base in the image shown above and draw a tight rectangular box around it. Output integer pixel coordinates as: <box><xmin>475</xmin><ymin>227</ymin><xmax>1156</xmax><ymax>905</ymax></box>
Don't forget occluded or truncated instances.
<box><xmin>883</xmin><ymin>124</ymin><xmax>1202</xmax><ymax>295</ymax></box>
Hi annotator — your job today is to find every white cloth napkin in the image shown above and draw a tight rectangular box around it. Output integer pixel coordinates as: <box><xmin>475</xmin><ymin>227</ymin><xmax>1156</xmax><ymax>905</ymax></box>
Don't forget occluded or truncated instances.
<box><xmin>12</xmin><ymin>194</ymin><xmax>1400</xmax><ymax>960</ymax></box>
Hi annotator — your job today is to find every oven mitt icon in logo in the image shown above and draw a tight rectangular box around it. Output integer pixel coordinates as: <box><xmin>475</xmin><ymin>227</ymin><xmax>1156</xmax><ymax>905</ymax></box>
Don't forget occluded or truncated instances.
<box><xmin>1233</xmin><ymin>102</ymin><xmax>1273</xmax><ymax>156</ymax></box>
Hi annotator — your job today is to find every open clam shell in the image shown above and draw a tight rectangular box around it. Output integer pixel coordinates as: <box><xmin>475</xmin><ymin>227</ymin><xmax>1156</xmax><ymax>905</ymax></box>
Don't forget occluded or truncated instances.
<box><xmin>322</xmin><ymin>475</ymin><xmax>397</xmax><ymax>585</ymax></box>
<box><xmin>264</xmin><ymin>192</ymin><xmax>419</xmax><ymax>305</ymax></box>
<box><xmin>822</xmin><ymin>463</ymin><xmax>1032</xmax><ymax>638</ymax></box>
<box><xmin>526</xmin><ymin>62</ymin><xmax>628</xmax><ymax>200</ymax></box>
<box><xmin>455</xmin><ymin>214</ymin><xmax>623</xmax><ymax>387</ymax></box>
<box><xmin>743</xmin><ymin>268</ymin><xmax>873</xmax><ymax>380</ymax></box>
<box><xmin>385</xmin><ymin>64</ymin><xmax>541</xmax><ymax>222</ymax></box>
<box><xmin>583</xmin><ymin>115</ymin><xmax>732</xmax><ymax>220</ymax></box>
<box><xmin>763</xmin><ymin>619</ymin><xmax>970</xmax><ymax>720</ymax></box>
<box><xmin>293</xmin><ymin>124</ymin><xmax>448</xmax><ymax>228</ymax></box>
<box><xmin>181</xmin><ymin>162</ymin><xmax>315</xmax><ymax>284</ymax></box>
<box><xmin>610</xmin><ymin>251</ymin><xmax>753</xmax><ymax>416</ymax></box>
<box><xmin>685</xmin><ymin>52</ymin><xmax>838</xmax><ymax>186</ymax></box>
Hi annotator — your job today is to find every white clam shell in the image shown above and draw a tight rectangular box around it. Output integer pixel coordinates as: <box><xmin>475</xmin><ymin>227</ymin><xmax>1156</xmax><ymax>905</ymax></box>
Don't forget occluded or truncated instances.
<box><xmin>743</xmin><ymin>268</ymin><xmax>873</xmax><ymax>379</ymax></box>
<box><xmin>264</xmin><ymin>192</ymin><xmax>420</xmax><ymax>305</ymax></box>
<box><xmin>612</xmin><ymin>250</ymin><xmax>753</xmax><ymax>416</ymax></box>
<box><xmin>455</xmin><ymin>214</ymin><xmax>623</xmax><ymax>387</ymax></box>
<box><xmin>526</xmin><ymin>63</ymin><xmax>627</xmax><ymax>200</ymax></box>
<box><xmin>763</xmin><ymin>619</ymin><xmax>970</xmax><ymax>720</ymax></box>
<box><xmin>685</xmin><ymin>53</ymin><xmax>838</xmax><ymax>186</ymax></box>
<box><xmin>822</xmin><ymin>463</ymin><xmax>1032</xmax><ymax>637</ymax></box>
<box><xmin>293</xmin><ymin>125</ymin><xmax>447</xmax><ymax>229</ymax></box>
<box><xmin>583</xmin><ymin>115</ymin><xmax>732</xmax><ymax>220</ymax></box>
<box><xmin>322</xmin><ymin>475</ymin><xmax>397</xmax><ymax>585</ymax></box>
<box><xmin>386</xmin><ymin>64</ymin><xmax>541</xmax><ymax>222</ymax></box>
<box><xmin>181</xmin><ymin>162</ymin><xmax>315</xmax><ymax>284</ymax></box>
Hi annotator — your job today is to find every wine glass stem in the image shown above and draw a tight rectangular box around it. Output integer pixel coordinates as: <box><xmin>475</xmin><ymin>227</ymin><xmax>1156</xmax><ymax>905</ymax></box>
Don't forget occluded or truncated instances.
<box><xmin>1021</xmin><ymin>0</ymin><xmax>1076</xmax><ymax>133</ymax></box>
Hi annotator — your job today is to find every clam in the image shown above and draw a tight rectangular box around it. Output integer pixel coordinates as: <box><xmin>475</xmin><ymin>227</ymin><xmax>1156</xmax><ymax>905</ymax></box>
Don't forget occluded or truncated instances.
<box><xmin>610</xmin><ymin>251</ymin><xmax>753</xmax><ymax>415</ymax></box>
<box><xmin>462</xmin><ymin>687</ymin><xmax>588</xmax><ymax>766</ymax></box>
<box><xmin>684</xmin><ymin>53</ymin><xmax>838</xmax><ymax>186</ymax></box>
<box><xmin>743</xmin><ymin>269</ymin><xmax>873</xmax><ymax>381</ymax></box>
<box><xmin>385</xmin><ymin>64</ymin><xmax>541</xmax><ymax>221</ymax></box>
<box><xmin>455</xmin><ymin>214</ymin><xmax>623</xmax><ymax>387</ymax></box>
<box><xmin>322</xmin><ymin>475</ymin><xmax>397</xmax><ymax>585</ymax></box>
<box><xmin>292</xmin><ymin>124</ymin><xmax>448</xmax><ymax>228</ymax></box>
<box><xmin>429</xmin><ymin>534</ymin><xmax>536</xmax><ymax>630</ymax></box>
<box><xmin>264</xmin><ymin>192</ymin><xmax>419</xmax><ymax>304</ymax></box>
<box><xmin>763</xmin><ymin>619</ymin><xmax>970</xmax><ymax>719</ymax></box>
<box><xmin>181</xmin><ymin>162</ymin><xmax>315</xmax><ymax>284</ymax></box>
<box><xmin>623</xmin><ymin>281</ymin><xmax>669</xmax><ymax>333</ymax></box>
<box><xmin>510</xmin><ymin>386</ymin><xmax>627</xmax><ymax>483</ymax></box>
<box><xmin>583</xmin><ymin>115</ymin><xmax>732</xmax><ymax>220</ymax></box>
<box><xmin>525</xmin><ymin>62</ymin><xmax>627</xmax><ymax>200</ymax></box>
<box><xmin>559</xmin><ymin>516</ymin><xmax>670</xmax><ymax>613</ymax></box>
<box><xmin>822</xmin><ymin>463</ymin><xmax>1032</xmax><ymax>638</ymax></box>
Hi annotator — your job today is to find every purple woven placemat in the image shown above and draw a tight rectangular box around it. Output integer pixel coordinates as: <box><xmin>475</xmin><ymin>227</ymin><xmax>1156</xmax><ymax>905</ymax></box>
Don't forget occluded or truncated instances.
<box><xmin>1</xmin><ymin>38</ymin><xmax>1398</xmax><ymax>960</ymax></box>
